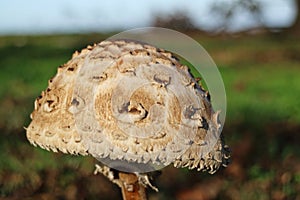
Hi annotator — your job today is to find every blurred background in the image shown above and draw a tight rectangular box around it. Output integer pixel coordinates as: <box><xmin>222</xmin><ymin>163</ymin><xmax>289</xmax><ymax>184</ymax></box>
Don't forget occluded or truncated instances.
<box><xmin>0</xmin><ymin>0</ymin><xmax>299</xmax><ymax>199</ymax></box>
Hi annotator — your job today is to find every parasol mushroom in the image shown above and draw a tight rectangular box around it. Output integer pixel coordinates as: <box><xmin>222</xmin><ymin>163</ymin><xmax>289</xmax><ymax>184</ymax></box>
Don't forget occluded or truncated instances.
<box><xmin>26</xmin><ymin>40</ymin><xmax>230</xmax><ymax>200</ymax></box>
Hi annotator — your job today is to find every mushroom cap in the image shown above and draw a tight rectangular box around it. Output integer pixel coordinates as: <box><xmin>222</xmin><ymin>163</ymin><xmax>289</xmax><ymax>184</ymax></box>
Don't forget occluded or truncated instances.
<box><xmin>26</xmin><ymin>40</ymin><xmax>230</xmax><ymax>173</ymax></box>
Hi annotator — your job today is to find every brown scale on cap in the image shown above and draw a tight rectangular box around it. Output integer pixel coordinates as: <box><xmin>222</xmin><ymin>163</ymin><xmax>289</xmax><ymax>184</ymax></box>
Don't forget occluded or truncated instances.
<box><xmin>26</xmin><ymin>40</ymin><xmax>230</xmax><ymax>174</ymax></box>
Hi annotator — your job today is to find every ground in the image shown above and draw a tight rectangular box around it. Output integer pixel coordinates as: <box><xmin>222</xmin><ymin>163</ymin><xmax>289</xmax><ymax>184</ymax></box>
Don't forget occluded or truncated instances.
<box><xmin>0</xmin><ymin>32</ymin><xmax>299</xmax><ymax>200</ymax></box>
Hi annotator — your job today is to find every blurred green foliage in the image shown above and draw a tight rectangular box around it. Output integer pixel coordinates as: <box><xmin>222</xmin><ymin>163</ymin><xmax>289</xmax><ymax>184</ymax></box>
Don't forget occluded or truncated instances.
<box><xmin>0</xmin><ymin>33</ymin><xmax>299</xmax><ymax>199</ymax></box>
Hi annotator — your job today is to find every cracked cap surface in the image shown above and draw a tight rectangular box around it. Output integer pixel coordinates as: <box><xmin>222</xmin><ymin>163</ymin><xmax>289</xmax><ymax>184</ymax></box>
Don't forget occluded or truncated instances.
<box><xmin>26</xmin><ymin>40</ymin><xmax>230</xmax><ymax>173</ymax></box>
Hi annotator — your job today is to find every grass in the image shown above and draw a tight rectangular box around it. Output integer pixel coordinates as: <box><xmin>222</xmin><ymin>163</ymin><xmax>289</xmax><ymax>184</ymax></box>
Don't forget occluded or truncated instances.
<box><xmin>0</xmin><ymin>32</ymin><xmax>299</xmax><ymax>199</ymax></box>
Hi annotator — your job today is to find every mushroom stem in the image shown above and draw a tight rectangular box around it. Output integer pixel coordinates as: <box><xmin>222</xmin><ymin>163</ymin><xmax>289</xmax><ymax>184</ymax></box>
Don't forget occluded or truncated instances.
<box><xmin>94</xmin><ymin>164</ymin><xmax>148</xmax><ymax>200</ymax></box>
<box><xmin>118</xmin><ymin>172</ymin><xmax>147</xmax><ymax>200</ymax></box>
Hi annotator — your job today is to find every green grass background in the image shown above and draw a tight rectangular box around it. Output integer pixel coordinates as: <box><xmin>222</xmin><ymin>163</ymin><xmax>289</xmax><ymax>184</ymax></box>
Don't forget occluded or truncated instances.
<box><xmin>0</xmin><ymin>33</ymin><xmax>299</xmax><ymax>199</ymax></box>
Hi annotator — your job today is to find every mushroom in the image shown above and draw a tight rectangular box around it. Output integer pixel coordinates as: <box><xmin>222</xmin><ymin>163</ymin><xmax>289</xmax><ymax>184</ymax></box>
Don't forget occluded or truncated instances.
<box><xmin>26</xmin><ymin>40</ymin><xmax>230</xmax><ymax>199</ymax></box>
